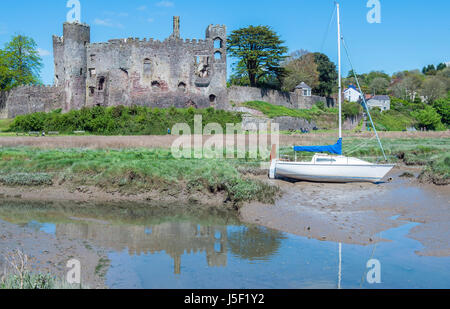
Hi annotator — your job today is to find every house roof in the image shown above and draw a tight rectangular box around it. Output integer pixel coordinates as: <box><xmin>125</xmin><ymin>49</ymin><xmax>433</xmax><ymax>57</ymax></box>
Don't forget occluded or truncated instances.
<box><xmin>344</xmin><ymin>85</ymin><xmax>360</xmax><ymax>93</ymax></box>
<box><xmin>368</xmin><ymin>95</ymin><xmax>390</xmax><ymax>101</ymax></box>
<box><xmin>295</xmin><ymin>82</ymin><xmax>311</xmax><ymax>90</ymax></box>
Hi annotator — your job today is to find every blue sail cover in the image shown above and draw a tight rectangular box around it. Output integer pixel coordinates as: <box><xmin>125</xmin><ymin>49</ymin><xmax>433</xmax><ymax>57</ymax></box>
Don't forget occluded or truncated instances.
<box><xmin>293</xmin><ymin>138</ymin><xmax>343</xmax><ymax>155</ymax></box>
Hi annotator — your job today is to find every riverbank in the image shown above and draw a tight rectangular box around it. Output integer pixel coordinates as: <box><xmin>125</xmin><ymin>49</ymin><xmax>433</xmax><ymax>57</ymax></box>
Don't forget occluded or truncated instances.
<box><xmin>241</xmin><ymin>166</ymin><xmax>450</xmax><ymax>257</ymax></box>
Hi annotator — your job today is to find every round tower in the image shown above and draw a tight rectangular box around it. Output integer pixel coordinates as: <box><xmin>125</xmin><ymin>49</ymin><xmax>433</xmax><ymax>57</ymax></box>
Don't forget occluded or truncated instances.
<box><xmin>63</xmin><ymin>22</ymin><xmax>90</xmax><ymax>111</ymax></box>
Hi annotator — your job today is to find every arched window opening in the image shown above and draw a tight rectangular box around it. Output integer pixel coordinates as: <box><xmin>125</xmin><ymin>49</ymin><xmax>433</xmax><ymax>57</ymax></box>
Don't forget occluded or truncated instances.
<box><xmin>98</xmin><ymin>77</ymin><xmax>105</xmax><ymax>91</ymax></box>
<box><xmin>178</xmin><ymin>82</ymin><xmax>186</xmax><ymax>91</ymax></box>
<box><xmin>89</xmin><ymin>87</ymin><xmax>95</xmax><ymax>97</ymax></box>
<box><xmin>209</xmin><ymin>94</ymin><xmax>216</xmax><ymax>103</ymax></box>
<box><xmin>152</xmin><ymin>81</ymin><xmax>161</xmax><ymax>89</ymax></box>
<box><xmin>214</xmin><ymin>52</ymin><xmax>222</xmax><ymax>60</ymax></box>
<box><xmin>143</xmin><ymin>58</ymin><xmax>151</xmax><ymax>76</ymax></box>
<box><xmin>214</xmin><ymin>38</ymin><xmax>223</xmax><ymax>49</ymax></box>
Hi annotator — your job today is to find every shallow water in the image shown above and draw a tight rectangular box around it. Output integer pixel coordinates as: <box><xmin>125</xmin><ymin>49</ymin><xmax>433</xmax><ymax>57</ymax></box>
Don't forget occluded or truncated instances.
<box><xmin>1</xmin><ymin>201</ymin><xmax>449</xmax><ymax>289</ymax></box>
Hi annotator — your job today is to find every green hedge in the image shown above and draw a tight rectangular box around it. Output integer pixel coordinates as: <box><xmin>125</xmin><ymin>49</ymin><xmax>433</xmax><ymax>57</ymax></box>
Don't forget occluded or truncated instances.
<box><xmin>9</xmin><ymin>106</ymin><xmax>242</xmax><ymax>135</ymax></box>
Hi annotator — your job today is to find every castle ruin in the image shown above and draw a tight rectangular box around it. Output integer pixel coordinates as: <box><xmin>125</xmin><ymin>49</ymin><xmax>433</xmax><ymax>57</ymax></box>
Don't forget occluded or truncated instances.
<box><xmin>0</xmin><ymin>17</ymin><xmax>328</xmax><ymax>119</ymax></box>
<box><xmin>1</xmin><ymin>17</ymin><xmax>228</xmax><ymax>118</ymax></box>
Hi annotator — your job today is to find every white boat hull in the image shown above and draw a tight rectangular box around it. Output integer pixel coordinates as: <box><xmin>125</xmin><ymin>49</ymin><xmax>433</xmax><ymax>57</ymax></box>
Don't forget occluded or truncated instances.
<box><xmin>270</xmin><ymin>155</ymin><xmax>395</xmax><ymax>183</ymax></box>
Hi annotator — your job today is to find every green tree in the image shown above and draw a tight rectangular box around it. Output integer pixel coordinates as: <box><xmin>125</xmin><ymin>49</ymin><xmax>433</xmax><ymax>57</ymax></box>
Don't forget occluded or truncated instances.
<box><xmin>369</xmin><ymin>77</ymin><xmax>390</xmax><ymax>95</ymax></box>
<box><xmin>422</xmin><ymin>64</ymin><xmax>437</xmax><ymax>76</ymax></box>
<box><xmin>227</xmin><ymin>25</ymin><xmax>288</xmax><ymax>88</ymax></box>
<box><xmin>421</xmin><ymin>76</ymin><xmax>446</xmax><ymax>103</ymax></box>
<box><xmin>312</xmin><ymin>53</ymin><xmax>337</xmax><ymax>97</ymax></box>
<box><xmin>432</xmin><ymin>93</ymin><xmax>450</xmax><ymax>126</ymax></box>
<box><xmin>2</xmin><ymin>35</ymin><xmax>42</xmax><ymax>89</ymax></box>
<box><xmin>282</xmin><ymin>52</ymin><xmax>319</xmax><ymax>92</ymax></box>
<box><xmin>412</xmin><ymin>105</ymin><xmax>444</xmax><ymax>130</ymax></box>
<box><xmin>0</xmin><ymin>49</ymin><xmax>13</xmax><ymax>90</ymax></box>
<box><xmin>437</xmin><ymin>63</ymin><xmax>447</xmax><ymax>71</ymax></box>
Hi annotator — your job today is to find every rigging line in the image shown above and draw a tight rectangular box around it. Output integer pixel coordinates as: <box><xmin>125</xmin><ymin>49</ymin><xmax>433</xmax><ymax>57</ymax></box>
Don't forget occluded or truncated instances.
<box><xmin>339</xmin><ymin>33</ymin><xmax>388</xmax><ymax>162</ymax></box>
<box><xmin>345</xmin><ymin>136</ymin><xmax>377</xmax><ymax>155</ymax></box>
<box><xmin>320</xmin><ymin>4</ymin><xmax>337</xmax><ymax>54</ymax></box>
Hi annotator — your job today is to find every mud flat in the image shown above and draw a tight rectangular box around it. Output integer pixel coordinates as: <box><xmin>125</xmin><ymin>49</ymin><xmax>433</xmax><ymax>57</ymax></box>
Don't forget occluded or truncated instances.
<box><xmin>240</xmin><ymin>167</ymin><xmax>450</xmax><ymax>257</ymax></box>
<box><xmin>0</xmin><ymin>219</ymin><xmax>107</xmax><ymax>288</ymax></box>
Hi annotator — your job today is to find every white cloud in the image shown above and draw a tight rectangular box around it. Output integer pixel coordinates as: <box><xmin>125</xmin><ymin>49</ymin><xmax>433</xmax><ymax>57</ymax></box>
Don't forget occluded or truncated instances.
<box><xmin>37</xmin><ymin>48</ymin><xmax>51</xmax><ymax>57</ymax></box>
<box><xmin>137</xmin><ymin>5</ymin><xmax>147</xmax><ymax>11</ymax></box>
<box><xmin>94</xmin><ymin>18</ymin><xmax>124</xmax><ymax>28</ymax></box>
<box><xmin>156</xmin><ymin>1</ymin><xmax>174</xmax><ymax>8</ymax></box>
<box><xmin>147</xmin><ymin>18</ymin><xmax>155</xmax><ymax>23</ymax></box>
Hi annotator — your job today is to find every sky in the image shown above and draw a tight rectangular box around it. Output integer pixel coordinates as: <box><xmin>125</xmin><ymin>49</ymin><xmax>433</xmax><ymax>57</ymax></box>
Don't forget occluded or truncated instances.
<box><xmin>0</xmin><ymin>0</ymin><xmax>448</xmax><ymax>85</ymax></box>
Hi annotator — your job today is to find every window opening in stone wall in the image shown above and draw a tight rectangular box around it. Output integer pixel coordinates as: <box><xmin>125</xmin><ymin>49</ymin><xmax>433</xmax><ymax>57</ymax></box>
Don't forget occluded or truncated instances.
<box><xmin>178</xmin><ymin>82</ymin><xmax>186</xmax><ymax>91</ymax></box>
<box><xmin>209</xmin><ymin>94</ymin><xmax>216</xmax><ymax>103</ymax></box>
<box><xmin>89</xmin><ymin>87</ymin><xmax>95</xmax><ymax>97</ymax></box>
<box><xmin>89</xmin><ymin>68</ymin><xmax>96</xmax><ymax>77</ymax></box>
<box><xmin>98</xmin><ymin>77</ymin><xmax>105</xmax><ymax>91</ymax></box>
<box><xmin>143</xmin><ymin>59</ymin><xmax>151</xmax><ymax>76</ymax></box>
<box><xmin>152</xmin><ymin>81</ymin><xmax>161</xmax><ymax>89</ymax></box>
<box><xmin>214</xmin><ymin>38</ymin><xmax>223</xmax><ymax>49</ymax></box>
<box><xmin>214</xmin><ymin>52</ymin><xmax>222</xmax><ymax>60</ymax></box>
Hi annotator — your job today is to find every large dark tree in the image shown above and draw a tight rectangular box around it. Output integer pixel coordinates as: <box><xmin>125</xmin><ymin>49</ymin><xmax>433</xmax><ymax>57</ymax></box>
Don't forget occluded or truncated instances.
<box><xmin>227</xmin><ymin>25</ymin><xmax>288</xmax><ymax>88</ymax></box>
<box><xmin>312</xmin><ymin>52</ymin><xmax>337</xmax><ymax>97</ymax></box>
<box><xmin>0</xmin><ymin>35</ymin><xmax>42</xmax><ymax>90</ymax></box>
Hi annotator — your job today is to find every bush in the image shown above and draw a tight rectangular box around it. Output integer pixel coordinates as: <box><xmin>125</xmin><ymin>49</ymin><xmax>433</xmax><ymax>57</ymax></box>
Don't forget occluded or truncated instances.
<box><xmin>9</xmin><ymin>106</ymin><xmax>243</xmax><ymax>136</ymax></box>
<box><xmin>342</xmin><ymin>101</ymin><xmax>362</xmax><ymax>119</ymax></box>
<box><xmin>411</xmin><ymin>106</ymin><xmax>445</xmax><ymax>131</ymax></box>
<box><xmin>432</xmin><ymin>95</ymin><xmax>450</xmax><ymax>126</ymax></box>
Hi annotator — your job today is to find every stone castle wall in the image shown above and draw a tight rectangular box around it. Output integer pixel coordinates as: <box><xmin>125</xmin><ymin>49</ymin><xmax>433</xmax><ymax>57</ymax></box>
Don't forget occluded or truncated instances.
<box><xmin>0</xmin><ymin>18</ymin><xmax>333</xmax><ymax>120</ymax></box>
<box><xmin>4</xmin><ymin>85</ymin><xmax>64</xmax><ymax>118</ymax></box>
<box><xmin>227</xmin><ymin>86</ymin><xmax>327</xmax><ymax>110</ymax></box>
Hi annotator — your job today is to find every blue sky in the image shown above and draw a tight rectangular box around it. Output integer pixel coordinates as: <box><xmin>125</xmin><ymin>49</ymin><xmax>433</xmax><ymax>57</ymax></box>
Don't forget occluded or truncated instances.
<box><xmin>0</xmin><ymin>0</ymin><xmax>448</xmax><ymax>85</ymax></box>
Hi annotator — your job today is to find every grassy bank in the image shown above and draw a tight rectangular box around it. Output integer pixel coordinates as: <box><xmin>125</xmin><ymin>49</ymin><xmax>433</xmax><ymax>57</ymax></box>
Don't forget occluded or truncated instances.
<box><xmin>0</xmin><ymin>119</ymin><xmax>13</xmax><ymax>132</ymax></box>
<box><xmin>279</xmin><ymin>137</ymin><xmax>450</xmax><ymax>185</ymax></box>
<box><xmin>0</xmin><ymin>148</ymin><xmax>278</xmax><ymax>206</ymax></box>
<box><xmin>7</xmin><ymin>106</ymin><xmax>242</xmax><ymax>136</ymax></box>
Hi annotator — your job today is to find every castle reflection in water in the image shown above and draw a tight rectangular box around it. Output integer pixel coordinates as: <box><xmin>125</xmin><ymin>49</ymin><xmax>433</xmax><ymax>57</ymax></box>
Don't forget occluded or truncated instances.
<box><xmin>56</xmin><ymin>221</ymin><xmax>228</xmax><ymax>274</ymax></box>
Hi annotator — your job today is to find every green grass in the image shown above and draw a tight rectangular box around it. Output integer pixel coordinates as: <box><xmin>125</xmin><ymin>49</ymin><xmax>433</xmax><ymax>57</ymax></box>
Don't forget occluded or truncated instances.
<box><xmin>242</xmin><ymin>101</ymin><xmax>331</xmax><ymax>121</ymax></box>
<box><xmin>279</xmin><ymin>137</ymin><xmax>450</xmax><ymax>185</ymax></box>
<box><xmin>371</xmin><ymin>110</ymin><xmax>416</xmax><ymax>131</ymax></box>
<box><xmin>0</xmin><ymin>148</ymin><xmax>279</xmax><ymax>206</ymax></box>
<box><xmin>0</xmin><ymin>119</ymin><xmax>13</xmax><ymax>132</ymax></box>
<box><xmin>0</xmin><ymin>272</ymin><xmax>88</xmax><ymax>289</ymax></box>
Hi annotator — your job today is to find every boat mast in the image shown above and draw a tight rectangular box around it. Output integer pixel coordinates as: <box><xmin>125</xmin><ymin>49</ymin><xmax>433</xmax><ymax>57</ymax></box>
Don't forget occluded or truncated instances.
<box><xmin>337</xmin><ymin>2</ymin><xmax>342</xmax><ymax>139</ymax></box>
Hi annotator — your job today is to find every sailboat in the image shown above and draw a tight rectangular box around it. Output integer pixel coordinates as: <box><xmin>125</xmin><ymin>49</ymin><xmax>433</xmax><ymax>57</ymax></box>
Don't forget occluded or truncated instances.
<box><xmin>269</xmin><ymin>2</ymin><xmax>394</xmax><ymax>183</ymax></box>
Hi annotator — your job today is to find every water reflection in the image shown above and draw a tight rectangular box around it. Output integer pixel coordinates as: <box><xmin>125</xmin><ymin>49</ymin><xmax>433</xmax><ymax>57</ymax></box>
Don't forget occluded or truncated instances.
<box><xmin>56</xmin><ymin>222</ymin><xmax>230</xmax><ymax>274</ymax></box>
<box><xmin>1</xmin><ymin>200</ymin><xmax>449</xmax><ymax>288</ymax></box>
<box><xmin>0</xmin><ymin>200</ymin><xmax>285</xmax><ymax>275</ymax></box>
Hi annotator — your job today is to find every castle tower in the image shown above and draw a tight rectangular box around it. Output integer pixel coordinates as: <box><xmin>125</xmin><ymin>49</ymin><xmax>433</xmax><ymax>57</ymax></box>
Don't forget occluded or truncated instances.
<box><xmin>62</xmin><ymin>22</ymin><xmax>90</xmax><ymax>111</ymax></box>
<box><xmin>206</xmin><ymin>24</ymin><xmax>227</xmax><ymax>103</ymax></box>
<box><xmin>171</xmin><ymin>16</ymin><xmax>181</xmax><ymax>39</ymax></box>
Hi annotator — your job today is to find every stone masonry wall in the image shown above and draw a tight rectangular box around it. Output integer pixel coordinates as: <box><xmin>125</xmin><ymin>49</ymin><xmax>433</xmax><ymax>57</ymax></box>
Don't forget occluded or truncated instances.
<box><xmin>227</xmin><ymin>86</ymin><xmax>326</xmax><ymax>110</ymax></box>
<box><xmin>5</xmin><ymin>85</ymin><xmax>64</xmax><ymax>118</ymax></box>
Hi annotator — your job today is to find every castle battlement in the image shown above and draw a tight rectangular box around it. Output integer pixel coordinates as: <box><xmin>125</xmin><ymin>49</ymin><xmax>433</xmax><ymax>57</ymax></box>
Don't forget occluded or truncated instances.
<box><xmin>63</xmin><ymin>21</ymin><xmax>90</xmax><ymax>29</ymax></box>
<box><xmin>88</xmin><ymin>36</ymin><xmax>212</xmax><ymax>50</ymax></box>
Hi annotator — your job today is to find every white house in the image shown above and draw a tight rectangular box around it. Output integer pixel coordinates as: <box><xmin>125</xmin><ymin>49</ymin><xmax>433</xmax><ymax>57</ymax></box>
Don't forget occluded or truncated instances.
<box><xmin>343</xmin><ymin>85</ymin><xmax>362</xmax><ymax>102</ymax></box>
<box><xmin>366</xmin><ymin>95</ymin><xmax>391</xmax><ymax>111</ymax></box>
<box><xmin>295</xmin><ymin>82</ymin><xmax>312</xmax><ymax>96</ymax></box>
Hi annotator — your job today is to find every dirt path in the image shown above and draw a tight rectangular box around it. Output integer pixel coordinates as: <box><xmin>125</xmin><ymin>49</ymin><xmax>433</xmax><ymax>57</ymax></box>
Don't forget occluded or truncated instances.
<box><xmin>0</xmin><ymin>131</ymin><xmax>448</xmax><ymax>149</ymax></box>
